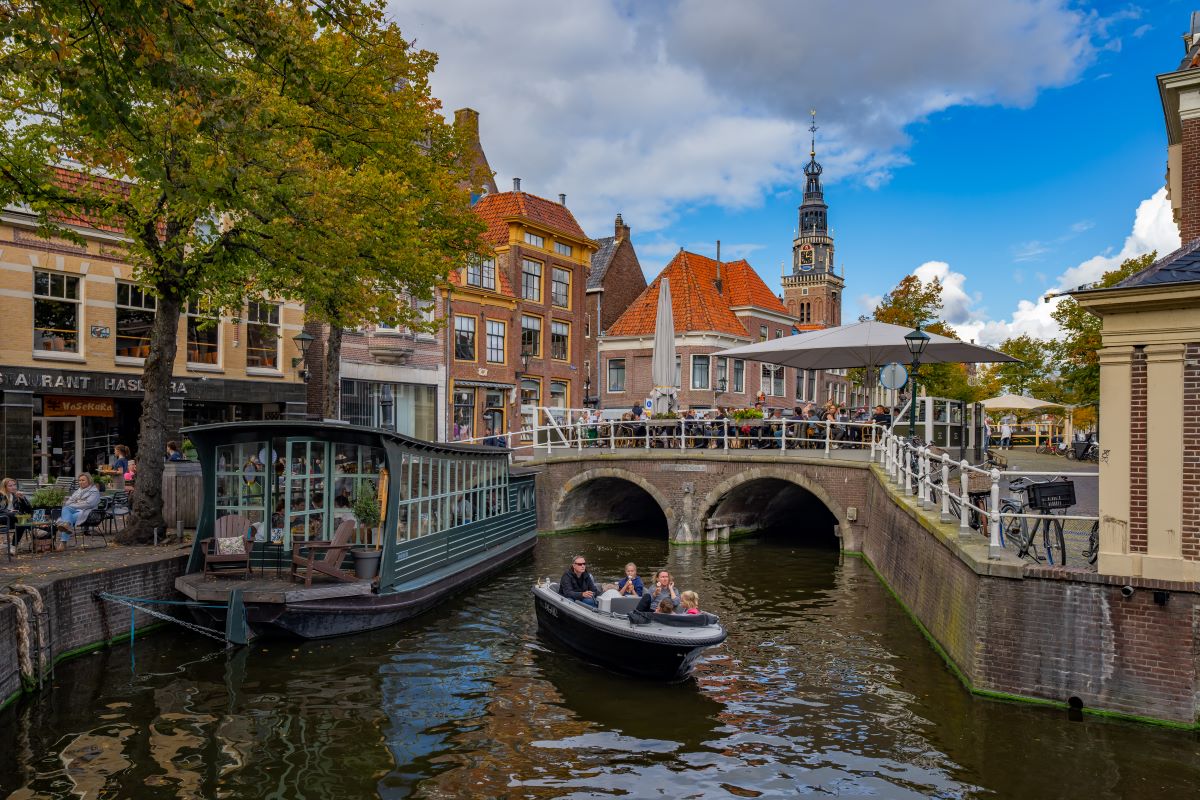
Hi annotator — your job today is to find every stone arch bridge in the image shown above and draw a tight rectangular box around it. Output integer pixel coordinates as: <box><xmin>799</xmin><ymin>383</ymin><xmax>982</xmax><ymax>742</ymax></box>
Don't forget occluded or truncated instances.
<box><xmin>527</xmin><ymin>450</ymin><xmax>876</xmax><ymax>548</ymax></box>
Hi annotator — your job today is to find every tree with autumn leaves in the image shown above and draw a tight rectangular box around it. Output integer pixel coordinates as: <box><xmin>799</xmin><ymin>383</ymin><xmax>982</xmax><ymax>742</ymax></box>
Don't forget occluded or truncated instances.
<box><xmin>0</xmin><ymin>0</ymin><xmax>486</xmax><ymax>542</ymax></box>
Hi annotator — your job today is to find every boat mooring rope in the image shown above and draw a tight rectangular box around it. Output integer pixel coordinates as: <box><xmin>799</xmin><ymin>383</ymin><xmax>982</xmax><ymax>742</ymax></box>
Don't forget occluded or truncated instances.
<box><xmin>0</xmin><ymin>593</ymin><xmax>34</xmax><ymax>688</ymax></box>
<box><xmin>95</xmin><ymin>592</ymin><xmax>230</xmax><ymax>645</ymax></box>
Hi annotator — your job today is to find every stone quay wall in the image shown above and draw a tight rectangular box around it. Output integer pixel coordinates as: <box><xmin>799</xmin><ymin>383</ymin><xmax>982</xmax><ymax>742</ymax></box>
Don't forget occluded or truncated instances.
<box><xmin>0</xmin><ymin>552</ymin><xmax>188</xmax><ymax>711</ymax></box>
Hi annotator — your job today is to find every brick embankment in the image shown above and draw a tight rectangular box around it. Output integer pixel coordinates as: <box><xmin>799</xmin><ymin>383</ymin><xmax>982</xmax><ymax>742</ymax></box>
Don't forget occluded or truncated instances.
<box><xmin>861</xmin><ymin>465</ymin><xmax>1200</xmax><ymax>728</ymax></box>
<box><xmin>0</xmin><ymin>544</ymin><xmax>191</xmax><ymax>711</ymax></box>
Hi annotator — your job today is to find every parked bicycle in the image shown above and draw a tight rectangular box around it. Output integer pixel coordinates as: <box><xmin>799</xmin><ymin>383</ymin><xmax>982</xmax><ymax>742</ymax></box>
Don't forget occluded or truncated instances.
<box><xmin>999</xmin><ymin>476</ymin><xmax>1075</xmax><ymax>566</ymax></box>
<box><xmin>1034</xmin><ymin>438</ymin><xmax>1070</xmax><ymax>457</ymax></box>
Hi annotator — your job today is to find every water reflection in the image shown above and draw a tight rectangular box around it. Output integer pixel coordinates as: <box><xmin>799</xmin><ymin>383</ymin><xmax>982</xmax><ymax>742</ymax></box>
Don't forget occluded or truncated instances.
<box><xmin>2</xmin><ymin>528</ymin><xmax>1200</xmax><ymax>799</ymax></box>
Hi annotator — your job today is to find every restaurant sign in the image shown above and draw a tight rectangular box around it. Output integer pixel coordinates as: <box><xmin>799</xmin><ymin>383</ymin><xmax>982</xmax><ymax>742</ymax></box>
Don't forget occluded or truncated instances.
<box><xmin>43</xmin><ymin>395</ymin><xmax>115</xmax><ymax>417</ymax></box>
<box><xmin>0</xmin><ymin>368</ymin><xmax>188</xmax><ymax>395</ymax></box>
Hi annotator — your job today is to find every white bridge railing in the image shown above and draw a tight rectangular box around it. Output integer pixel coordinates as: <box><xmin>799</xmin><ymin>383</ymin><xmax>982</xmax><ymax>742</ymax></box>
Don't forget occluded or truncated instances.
<box><xmin>457</xmin><ymin>408</ymin><xmax>884</xmax><ymax>460</ymax></box>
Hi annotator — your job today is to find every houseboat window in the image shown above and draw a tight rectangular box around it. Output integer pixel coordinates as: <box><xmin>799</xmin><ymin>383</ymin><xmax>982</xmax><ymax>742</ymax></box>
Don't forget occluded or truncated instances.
<box><xmin>332</xmin><ymin>443</ymin><xmax>387</xmax><ymax>545</ymax></box>
<box><xmin>394</xmin><ymin>453</ymin><xmax>508</xmax><ymax>544</ymax></box>
<box><xmin>214</xmin><ymin>441</ymin><xmax>268</xmax><ymax>537</ymax></box>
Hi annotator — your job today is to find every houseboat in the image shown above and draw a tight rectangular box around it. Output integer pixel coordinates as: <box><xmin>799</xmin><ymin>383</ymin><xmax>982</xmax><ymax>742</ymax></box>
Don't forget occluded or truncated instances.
<box><xmin>175</xmin><ymin>420</ymin><xmax>537</xmax><ymax>640</ymax></box>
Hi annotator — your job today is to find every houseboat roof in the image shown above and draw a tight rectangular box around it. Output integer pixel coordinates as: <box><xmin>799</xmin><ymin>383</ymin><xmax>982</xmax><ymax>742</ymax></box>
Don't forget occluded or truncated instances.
<box><xmin>181</xmin><ymin>419</ymin><xmax>509</xmax><ymax>457</ymax></box>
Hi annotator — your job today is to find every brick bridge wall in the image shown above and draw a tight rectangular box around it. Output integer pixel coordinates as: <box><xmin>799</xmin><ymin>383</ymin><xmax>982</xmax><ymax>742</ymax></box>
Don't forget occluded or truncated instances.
<box><xmin>531</xmin><ymin>452</ymin><xmax>1200</xmax><ymax>725</ymax></box>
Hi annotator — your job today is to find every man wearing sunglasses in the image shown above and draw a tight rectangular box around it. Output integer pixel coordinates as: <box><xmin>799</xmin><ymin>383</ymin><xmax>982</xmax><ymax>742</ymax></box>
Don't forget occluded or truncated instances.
<box><xmin>559</xmin><ymin>555</ymin><xmax>600</xmax><ymax>608</ymax></box>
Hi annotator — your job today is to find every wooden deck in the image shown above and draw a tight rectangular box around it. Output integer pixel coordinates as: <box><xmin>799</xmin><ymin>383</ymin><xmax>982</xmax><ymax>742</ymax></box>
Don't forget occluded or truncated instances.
<box><xmin>176</xmin><ymin>572</ymin><xmax>374</xmax><ymax>604</ymax></box>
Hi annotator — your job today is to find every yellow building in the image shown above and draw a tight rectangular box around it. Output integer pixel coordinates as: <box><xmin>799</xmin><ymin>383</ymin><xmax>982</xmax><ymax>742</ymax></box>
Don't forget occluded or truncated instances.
<box><xmin>0</xmin><ymin>198</ymin><xmax>308</xmax><ymax>480</ymax></box>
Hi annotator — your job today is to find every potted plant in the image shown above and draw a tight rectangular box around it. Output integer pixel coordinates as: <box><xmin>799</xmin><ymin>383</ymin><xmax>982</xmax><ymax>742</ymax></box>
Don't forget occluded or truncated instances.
<box><xmin>351</xmin><ymin>482</ymin><xmax>383</xmax><ymax>580</ymax></box>
<box><xmin>91</xmin><ymin>472</ymin><xmax>113</xmax><ymax>491</ymax></box>
<box><xmin>30</xmin><ymin>486</ymin><xmax>67</xmax><ymax>512</ymax></box>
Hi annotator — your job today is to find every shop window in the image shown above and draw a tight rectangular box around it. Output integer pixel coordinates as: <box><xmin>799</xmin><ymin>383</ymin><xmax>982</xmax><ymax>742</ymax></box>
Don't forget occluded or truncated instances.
<box><xmin>551</xmin><ymin>267</ymin><xmax>570</xmax><ymax>308</ymax></box>
<box><xmin>524</xmin><ymin>232</ymin><xmax>544</xmax><ymax>248</ymax></box>
<box><xmin>521</xmin><ymin>314</ymin><xmax>541</xmax><ymax>358</ymax></box>
<box><xmin>486</xmin><ymin>319</ymin><xmax>505</xmax><ymax>363</ymax></box>
<box><xmin>186</xmin><ymin>301</ymin><xmax>219</xmax><ymax>365</ymax></box>
<box><xmin>453</xmin><ymin>388</ymin><xmax>476</xmax><ymax>438</ymax></box>
<box><xmin>521</xmin><ymin>259</ymin><xmax>542</xmax><ymax>302</ymax></box>
<box><xmin>550</xmin><ymin>320</ymin><xmax>569</xmax><ymax>360</ymax></box>
<box><xmin>554</xmin><ymin>241</ymin><xmax>572</xmax><ymax>257</ymax></box>
<box><xmin>520</xmin><ymin>378</ymin><xmax>541</xmax><ymax>441</ymax></box>
<box><xmin>691</xmin><ymin>355</ymin><xmax>710</xmax><ymax>389</ymax></box>
<box><xmin>454</xmin><ymin>315</ymin><xmax>476</xmax><ymax>361</ymax></box>
<box><xmin>733</xmin><ymin>359</ymin><xmax>745</xmax><ymax>393</ymax></box>
<box><xmin>115</xmin><ymin>281</ymin><xmax>155</xmax><ymax>359</ymax></box>
<box><xmin>246</xmin><ymin>301</ymin><xmax>280</xmax><ymax>369</ymax></box>
<box><xmin>33</xmin><ymin>270</ymin><xmax>80</xmax><ymax>353</ymax></box>
<box><xmin>607</xmin><ymin>358</ymin><xmax>625</xmax><ymax>392</ymax></box>
<box><xmin>466</xmin><ymin>256</ymin><xmax>496</xmax><ymax>291</ymax></box>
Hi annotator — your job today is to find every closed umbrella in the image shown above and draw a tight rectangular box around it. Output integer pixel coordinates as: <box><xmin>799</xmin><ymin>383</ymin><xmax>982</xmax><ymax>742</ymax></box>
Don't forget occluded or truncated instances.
<box><xmin>650</xmin><ymin>277</ymin><xmax>676</xmax><ymax>415</ymax></box>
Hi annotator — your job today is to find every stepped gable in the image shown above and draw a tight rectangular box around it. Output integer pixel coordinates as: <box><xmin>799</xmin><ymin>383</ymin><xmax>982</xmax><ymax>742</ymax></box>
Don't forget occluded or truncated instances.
<box><xmin>472</xmin><ymin>190</ymin><xmax>589</xmax><ymax>246</ymax></box>
<box><xmin>608</xmin><ymin>250</ymin><xmax>781</xmax><ymax>337</ymax></box>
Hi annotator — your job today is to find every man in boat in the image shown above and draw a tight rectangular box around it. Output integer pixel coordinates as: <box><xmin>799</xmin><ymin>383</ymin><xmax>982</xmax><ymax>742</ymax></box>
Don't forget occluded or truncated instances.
<box><xmin>558</xmin><ymin>555</ymin><xmax>600</xmax><ymax>608</ymax></box>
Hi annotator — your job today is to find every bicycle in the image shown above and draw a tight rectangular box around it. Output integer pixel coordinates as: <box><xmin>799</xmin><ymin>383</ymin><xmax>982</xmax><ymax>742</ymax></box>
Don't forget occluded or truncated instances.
<box><xmin>999</xmin><ymin>476</ymin><xmax>1074</xmax><ymax>566</ymax></box>
<box><xmin>927</xmin><ymin>450</ymin><xmax>1001</xmax><ymax>532</ymax></box>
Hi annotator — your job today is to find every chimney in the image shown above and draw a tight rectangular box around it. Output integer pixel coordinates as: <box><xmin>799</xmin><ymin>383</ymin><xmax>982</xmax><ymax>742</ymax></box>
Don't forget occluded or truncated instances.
<box><xmin>453</xmin><ymin>108</ymin><xmax>480</xmax><ymax>139</ymax></box>
<box><xmin>715</xmin><ymin>239</ymin><xmax>723</xmax><ymax>295</ymax></box>
<box><xmin>513</xmin><ymin>177</ymin><xmax>521</xmax><ymax>192</ymax></box>
<box><xmin>614</xmin><ymin>213</ymin><xmax>630</xmax><ymax>240</ymax></box>
<box><xmin>559</xmin><ymin>193</ymin><xmax>566</xmax><ymax>205</ymax></box>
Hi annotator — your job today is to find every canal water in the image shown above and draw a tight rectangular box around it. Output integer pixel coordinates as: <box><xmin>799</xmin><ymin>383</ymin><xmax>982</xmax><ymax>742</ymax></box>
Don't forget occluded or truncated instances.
<box><xmin>3</xmin><ymin>529</ymin><xmax>1199</xmax><ymax>799</ymax></box>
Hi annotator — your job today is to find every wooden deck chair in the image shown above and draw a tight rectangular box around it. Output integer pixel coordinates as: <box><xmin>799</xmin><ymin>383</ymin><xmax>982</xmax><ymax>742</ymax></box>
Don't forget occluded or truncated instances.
<box><xmin>290</xmin><ymin>520</ymin><xmax>358</xmax><ymax>587</ymax></box>
<box><xmin>202</xmin><ymin>514</ymin><xmax>253</xmax><ymax>579</ymax></box>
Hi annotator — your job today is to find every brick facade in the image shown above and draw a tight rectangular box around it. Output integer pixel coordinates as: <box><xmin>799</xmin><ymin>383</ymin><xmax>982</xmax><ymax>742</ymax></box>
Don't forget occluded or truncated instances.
<box><xmin>1183</xmin><ymin>343</ymin><xmax>1200</xmax><ymax>560</ymax></box>
<box><xmin>1129</xmin><ymin>346</ymin><xmax>1148</xmax><ymax>552</ymax></box>
<box><xmin>585</xmin><ymin>214</ymin><xmax>648</xmax><ymax>400</ymax></box>
<box><xmin>1181</xmin><ymin>116</ymin><xmax>1200</xmax><ymax>243</ymax></box>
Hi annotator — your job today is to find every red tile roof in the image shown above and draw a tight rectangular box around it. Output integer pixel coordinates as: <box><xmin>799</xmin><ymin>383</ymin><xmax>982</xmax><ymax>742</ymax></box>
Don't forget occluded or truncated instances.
<box><xmin>607</xmin><ymin>250</ymin><xmax>786</xmax><ymax>337</ymax></box>
<box><xmin>49</xmin><ymin>166</ymin><xmax>134</xmax><ymax>235</ymax></box>
<box><xmin>472</xmin><ymin>191</ymin><xmax>590</xmax><ymax>246</ymax></box>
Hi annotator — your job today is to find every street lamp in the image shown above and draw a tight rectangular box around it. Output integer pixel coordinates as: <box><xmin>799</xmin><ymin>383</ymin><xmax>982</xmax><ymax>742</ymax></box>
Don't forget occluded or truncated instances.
<box><xmin>904</xmin><ymin>324</ymin><xmax>930</xmax><ymax>440</ymax></box>
<box><xmin>517</xmin><ymin>348</ymin><xmax>531</xmax><ymax>379</ymax></box>
<box><xmin>291</xmin><ymin>330</ymin><xmax>315</xmax><ymax>382</ymax></box>
<box><xmin>714</xmin><ymin>376</ymin><xmax>728</xmax><ymax>396</ymax></box>
<box><xmin>379</xmin><ymin>384</ymin><xmax>394</xmax><ymax>431</ymax></box>
<box><xmin>583</xmin><ymin>375</ymin><xmax>595</xmax><ymax>408</ymax></box>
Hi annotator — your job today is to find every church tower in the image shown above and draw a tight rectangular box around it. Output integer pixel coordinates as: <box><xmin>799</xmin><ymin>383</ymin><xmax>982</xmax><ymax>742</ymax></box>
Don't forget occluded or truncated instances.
<box><xmin>783</xmin><ymin>111</ymin><xmax>844</xmax><ymax>328</ymax></box>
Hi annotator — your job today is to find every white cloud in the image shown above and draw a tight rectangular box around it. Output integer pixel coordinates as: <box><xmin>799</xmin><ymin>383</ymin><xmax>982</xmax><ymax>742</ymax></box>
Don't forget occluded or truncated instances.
<box><xmin>389</xmin><ymin>0</ymin><xmax>1134</xmax><ymax>235</ymax></box>
<box><xmin>906</xmin><ymin>189</ymin><xmax>1179</xmax><ymax>345</ymax></box>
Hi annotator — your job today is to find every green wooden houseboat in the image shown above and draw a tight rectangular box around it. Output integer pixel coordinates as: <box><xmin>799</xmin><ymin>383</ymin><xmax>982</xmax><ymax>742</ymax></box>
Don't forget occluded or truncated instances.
<box><xmin>175</xmin><ymin>420</ymin><xmax>537</xmax><ymax>639</ymax></box>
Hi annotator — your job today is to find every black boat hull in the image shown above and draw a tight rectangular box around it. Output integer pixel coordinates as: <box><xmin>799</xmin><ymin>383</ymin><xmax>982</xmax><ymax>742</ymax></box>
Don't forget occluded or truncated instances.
<box><xmin>534</xmin><ymin>595</ymin><xmax>710</xmax><ymax>681</ymax></box>
<box><xmin>193</xmin><ymin>533</ymin><xmax>535</xmax><ymax>639</ymax></box>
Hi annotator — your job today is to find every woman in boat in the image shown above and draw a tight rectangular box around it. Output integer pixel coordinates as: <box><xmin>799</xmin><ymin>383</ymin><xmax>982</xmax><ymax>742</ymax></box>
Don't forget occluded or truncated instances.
<box><xmin>637</xmin><ymin>570</ymin><xmax>680</xmax><ymax>612</ymax></box>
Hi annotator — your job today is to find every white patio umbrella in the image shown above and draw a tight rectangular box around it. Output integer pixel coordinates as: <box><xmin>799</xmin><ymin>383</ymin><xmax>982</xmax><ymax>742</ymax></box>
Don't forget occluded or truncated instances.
<box><xmin>979</xmin><ymin>393</ymin><xmax>1060</xmax><ymax>411</ymax></box>
<box><xmin>650</xmin><ymin>277</ymin><xmax>677</xmax><ymax>415</ymax></box>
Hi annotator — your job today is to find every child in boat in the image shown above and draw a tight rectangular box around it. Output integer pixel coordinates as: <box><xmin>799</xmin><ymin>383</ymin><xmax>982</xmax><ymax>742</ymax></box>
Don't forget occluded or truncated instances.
<box><xmin>678</xmin><ymin>591</ymin><xmax>701</xmax><ymax>614</ymax></box>
<box><xmin>617</xmin><ymin>562</ymin><xmax>644</xmax><ymax>596</ymax></box>
<box><xmin>656</xmin><ymin>598</ymin><xmax>675</xmax><ymax>614</ymax></box>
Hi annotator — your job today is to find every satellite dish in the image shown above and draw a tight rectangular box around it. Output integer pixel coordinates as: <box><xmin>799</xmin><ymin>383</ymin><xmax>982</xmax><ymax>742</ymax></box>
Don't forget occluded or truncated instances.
<box><xmin>879</xmin><ymin>362</ymin><xmax>908</xmax><ymax>391</ymax></box>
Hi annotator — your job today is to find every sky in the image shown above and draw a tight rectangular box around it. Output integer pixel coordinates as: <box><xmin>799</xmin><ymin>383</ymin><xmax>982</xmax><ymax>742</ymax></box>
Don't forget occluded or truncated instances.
<box><xmin>389</xmin><ymin>0</ymin><xmax>1188</xmax><ymax>344</ymax></box>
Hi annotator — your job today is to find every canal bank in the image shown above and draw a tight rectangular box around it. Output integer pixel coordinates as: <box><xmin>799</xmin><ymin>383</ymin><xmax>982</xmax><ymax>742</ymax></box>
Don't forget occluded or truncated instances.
<box><xmin>859</xmin><ymin>463</ymin><xmax>1200</xmax><ymax>729</ymax></box>
<box><xmin>0</xmin><ymin>545</ymin><xmax>189</xmax><ymax>711</ymax></box>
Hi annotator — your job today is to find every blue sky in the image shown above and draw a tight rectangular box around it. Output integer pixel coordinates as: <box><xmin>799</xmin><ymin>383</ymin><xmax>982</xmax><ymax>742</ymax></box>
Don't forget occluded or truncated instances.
<box><xmin>392</xmin><ymin>0</ymin><xmax>1186</xmax><ymax>343</ymax></box>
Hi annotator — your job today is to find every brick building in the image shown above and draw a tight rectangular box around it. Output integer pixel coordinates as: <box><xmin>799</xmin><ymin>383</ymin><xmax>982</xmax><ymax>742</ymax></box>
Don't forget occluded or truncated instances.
<box><xmin>445</xmin><ymin>181</ymin><xmax>597</xmax><ymax>440</ymax></box>
<box><xmin>0</xmin><ymin>168</ymin><xmax>307</xmax><ymax>480</ymax></box>
<box><xmin>584</xmin><ymin>213</ymin><xmax>647</xmax><ymax>403</ymax></box>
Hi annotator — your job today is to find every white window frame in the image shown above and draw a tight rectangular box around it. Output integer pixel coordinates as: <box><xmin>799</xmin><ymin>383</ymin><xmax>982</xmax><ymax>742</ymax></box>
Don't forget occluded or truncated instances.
<box><xmin>485</xmin><ymin>319</ymin><xmax>505</xmax><ymax>364</ymax></box>
<box><xmin>454</xmin><ymin>315</ymin><xmax>477</xmax><ymax>361</ymax></box>
<box><xmin>551</xmin><ymin>267</ymin><xmax>571</xmax><ymax>308</ymax></box>
<box><xmin>521</xmin><ymin>259</ymin><xmax>542</xmax><ymax>302</ymax></box>
<box><xmin>467</xmin><ymin>256</ymin><xmax>496</xmax><ymax>291</ymax></box>
<box><xmin>554</xmin><ymin>241</ymin><xmax>572</xmax><ymax>257</ymax></box>
<box><xmin>524</xmin><ymin>232</ymin><xmax>545</xmax><ymax>248</ymax></box>
<box><xmin>550</xmin><ymin>320</ymin><xmax>570</xmax><ymax>361</ymax></box>
<box><xmin>245</xmin><ymin>301</ymin><xmax>281</xmax><ymax>371</ymax></box>
<box><xmin>115</xmin><ymin>281</ymin><xmax>156</xmax><ymax>362</ymax></box>
<box><xmin>33</xmin><ymin>270</ymin><xmax>82</xmax><ymax>354</ymax></box>
<box><xmin>520</xmin><ymin>314</ymin><xmax>542</xmax><ymax>358</ymax></box>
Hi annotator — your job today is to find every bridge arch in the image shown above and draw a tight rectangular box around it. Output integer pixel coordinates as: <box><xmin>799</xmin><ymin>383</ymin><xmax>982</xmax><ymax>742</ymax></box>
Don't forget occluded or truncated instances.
<box><xmin>553</xmin><ymin>468</ymin><xmax>674</xmax><ymax>538</ymax></box>
<box><xmin>698</xmin><ymin>466</ymin><xmax>846</xmax><ymax>545</ymax></box>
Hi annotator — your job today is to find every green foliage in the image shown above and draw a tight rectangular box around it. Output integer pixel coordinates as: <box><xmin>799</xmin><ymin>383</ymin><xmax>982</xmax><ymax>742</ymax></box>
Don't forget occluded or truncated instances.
<box><xmin>352</xmin><ymin>481</ymin><xmax>381</xmax><ymax>529</ymax></box>
<box><xmin>730</xmin><ymin>408</ymin><xmax>764</xmax><ymax>420</ymax></box>
<box><xmin>1050</xmin><ymin>252</ymin><xmax>1156</xmax><ymax>408</ymax></box>
<box><xmin>30</xmin><ymin>487</ymin><xmax>67</xmax><ymax>509</ymax></box>
<box><xmin>650</xmin><ymin>412</ymin><xmax>679</xmax><ymax>419</ymax></box>
<box><xmin>91</xmin><ymin>472</ymin><xmax>113</xmax><ymax>489</ymax></box>
<box><xmin>0</xmin><ymin>1</ymin><xmax>486</xmax><ymax>537</ymax></box>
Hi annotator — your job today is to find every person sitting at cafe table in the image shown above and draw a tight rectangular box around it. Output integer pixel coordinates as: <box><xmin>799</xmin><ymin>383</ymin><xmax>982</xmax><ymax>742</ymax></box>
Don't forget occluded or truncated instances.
<box><xmin>0</xmin><ymin>477</ymin><xmax>33</xmax><ymax>554</ymax></box>
<box><xmin>559</xmin><ymin>555</ymin><xmax>601</xmax><ymax>607</ymax></box>
<box><xmin>55</xmin><ymin>473</ymin><xmax>100</xmax><ymax>551</ymax></box>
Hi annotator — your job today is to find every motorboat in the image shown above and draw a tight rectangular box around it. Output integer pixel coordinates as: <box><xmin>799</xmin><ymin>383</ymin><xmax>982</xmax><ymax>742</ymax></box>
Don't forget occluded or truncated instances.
<box><xmin>531</xmin><ymin>581</ymin><xmax>727</xmax><ymax>681</ymax></box>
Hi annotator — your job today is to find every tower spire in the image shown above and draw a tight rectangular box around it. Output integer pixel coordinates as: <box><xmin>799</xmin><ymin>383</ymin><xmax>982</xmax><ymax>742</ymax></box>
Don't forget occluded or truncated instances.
<box><xmin>809</xmin><ymin>108</ymin><xmax>817</xmax><ymax>158</ymax></box>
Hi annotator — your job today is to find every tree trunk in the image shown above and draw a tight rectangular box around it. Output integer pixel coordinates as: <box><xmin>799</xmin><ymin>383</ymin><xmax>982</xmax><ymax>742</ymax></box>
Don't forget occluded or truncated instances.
<box><xmin>322</xmin><ymin>324</ymin><xmax>342</xmax><ymax>420</ymax></box>
<box><xmin>120</xmin><ymin>295</ymin><xmax>182</xmax><ymax>544</ymax></box>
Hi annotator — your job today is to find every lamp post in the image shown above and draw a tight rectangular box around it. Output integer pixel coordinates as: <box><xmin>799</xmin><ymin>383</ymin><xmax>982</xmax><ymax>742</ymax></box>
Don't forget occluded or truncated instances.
<box><xmin>379</xmin><ymin>384</ymin><xmax>394</xmax><ymax>431</ymax></box>
<box><xmin>291</xmin><ymin>330</ymin><xmax>315</xmax><ymax>383</ymax></box>
<box><xmin>583</xmin><ymin>375</ymin><xmax>593</xmax><ymax>408</ymax></box>
<box><xmin>904</xmin><ymin>324</ymin><xmax>930</xmax><ymax>441</ymax></box>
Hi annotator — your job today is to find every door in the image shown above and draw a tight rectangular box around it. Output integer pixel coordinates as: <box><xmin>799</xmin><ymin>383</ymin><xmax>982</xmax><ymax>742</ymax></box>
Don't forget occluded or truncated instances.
<box><xmin>34</xmin><ymin>417</ymin><xmax>81</xmax><ymax>480</ymax></box>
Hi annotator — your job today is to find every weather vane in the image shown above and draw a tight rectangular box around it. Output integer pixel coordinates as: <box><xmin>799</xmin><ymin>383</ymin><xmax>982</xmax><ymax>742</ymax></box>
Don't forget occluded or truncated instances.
<box><xmin>809</xmin><ymin>109</ymin><xmax>818</xmax><ymax>157</ymax></box>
